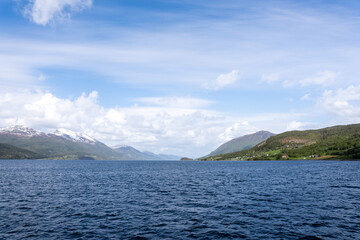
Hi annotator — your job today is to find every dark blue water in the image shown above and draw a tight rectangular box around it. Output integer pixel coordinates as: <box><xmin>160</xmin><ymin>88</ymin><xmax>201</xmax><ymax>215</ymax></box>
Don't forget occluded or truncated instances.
<box><xmin>0</xmin><ymin>160</ymin><xmax>359</xmax><ymax>239</ymax></box>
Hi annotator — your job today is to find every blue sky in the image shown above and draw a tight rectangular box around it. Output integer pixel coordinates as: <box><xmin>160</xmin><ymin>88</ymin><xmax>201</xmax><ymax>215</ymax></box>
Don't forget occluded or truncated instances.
<box><xmin>1</xmin><ymin>0</ymin><xmax>360</xmax><ymax>157</ymax></box>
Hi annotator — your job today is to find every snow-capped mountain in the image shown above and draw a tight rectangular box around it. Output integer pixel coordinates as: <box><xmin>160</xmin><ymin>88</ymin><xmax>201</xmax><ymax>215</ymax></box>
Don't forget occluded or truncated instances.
<box><xmin>0</xmin><ymin>125</ymin><xmax>45</xmax><ymax>137</ymax></box>
<box><xmin>0</xmin><ymin>125</ymin><xmax>179</xmax><ymax>160</ymax></box>
<box><xmin>53</xmin><ymin>128</ymin><xmax>97</xmax><ymax>144</ymax></box>
<box><xmin>0</xmin><ymin>125</ymin><xmax>115</xmax><ymax>160</ymax></box>
<box><xmin>0</xmin><ymin>125</ymin><xmax>98</xmax><ymax>144</ymax></box>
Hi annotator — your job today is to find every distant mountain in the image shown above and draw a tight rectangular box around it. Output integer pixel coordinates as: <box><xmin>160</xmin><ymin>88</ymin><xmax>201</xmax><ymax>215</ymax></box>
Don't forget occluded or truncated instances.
<box><xmin>0</xmin><ymin>125</ymin><xmax>180</xmax><ymax>160</ymax></box>
<box><xmin>0</xmin><ymin>126</ymin><xmax>120</xmax><ymax>160</ymax></box>
<box><xmin>202</xmin><ymin>124</ymin><xmax>360</xmax><ymax>160</ymax></box>
<box><xmin>112</xmin><ymin>145</ymin><xmax>150</xmax><ymax>160</ymax></box>
<box><xmin>207</xmin><ymin>130</ymin><xmax>275</xmax><ymax>156</ymax></box>
<box><xmin>0</xmin><ymin>143</ymin><xmax>44</xmax><ymax>159</ymax></box>
<box><xmin>112</xmin><ymin>145</ymin><xmax>180</xmax><ymax>160</ymax></box>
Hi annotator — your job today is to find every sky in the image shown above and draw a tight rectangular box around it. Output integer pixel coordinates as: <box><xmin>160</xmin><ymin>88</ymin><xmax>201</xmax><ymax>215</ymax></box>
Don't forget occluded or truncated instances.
<box><xmin>1</xmin><ymin>0</ymin><xmax>360</xmax><ymax>157</ymax></box>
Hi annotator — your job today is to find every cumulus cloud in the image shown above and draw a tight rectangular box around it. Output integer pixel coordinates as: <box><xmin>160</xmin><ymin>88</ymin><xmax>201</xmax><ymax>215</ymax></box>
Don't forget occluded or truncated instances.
<box><xmin>23</xmin><ymin>0</ymin><xmax>92</xmax><ymax>26</ymax></box>
<box><xmin>0</xmin><ymin>90</ymin><xmax>229</xmax><ymax>157</ymax></box>
<box><xmin>204</xmin><ymin>70</ymin><xmax>240</xmax><ymax>90</ymax></box>
<box><xmin>318</xmin><ymin>85</ymin><xmax>360</xmax><ymax>119</ymax></box>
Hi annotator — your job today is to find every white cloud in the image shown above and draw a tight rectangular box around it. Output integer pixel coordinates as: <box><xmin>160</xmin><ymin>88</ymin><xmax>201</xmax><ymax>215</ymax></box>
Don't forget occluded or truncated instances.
<box><xmin>136</xmin><ymin>97</ymin><xmax>213</xmax><ymax>108</ymax></box>
<box><xmin>319</xmin><ymin>85</ymin><xmax>360</xmax><ymax>119</ymax></box>
<box><xmin>282</xmin><ymin>70</ymin><xmax>338</xmax><ymax>88</ymax></box>
<box><xmin>301</xmin><ymin>93</ymin><xmax>311</xmax><ymax>101</ymax></box>
<box><xmin>204</xmin><ymin>70</ymin><xmax>240</xmax><ymax>90</ymax></box>
<box><xmin>24</xmin><ymin>0</ymin><xmax>92</xmax><ymax>26</ymax></box>
<box><xmin>299</xmin><ymin>70</ymin><xmax>338</xmax><ymax>87</ymax></box>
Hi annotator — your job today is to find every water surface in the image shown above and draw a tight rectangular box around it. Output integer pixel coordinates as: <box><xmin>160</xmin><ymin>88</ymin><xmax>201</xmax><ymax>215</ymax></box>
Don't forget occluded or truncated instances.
<box><xmin>0</xmin><ymin>160</ymin><xmax>359</xmax><ymax>239</ymax></box>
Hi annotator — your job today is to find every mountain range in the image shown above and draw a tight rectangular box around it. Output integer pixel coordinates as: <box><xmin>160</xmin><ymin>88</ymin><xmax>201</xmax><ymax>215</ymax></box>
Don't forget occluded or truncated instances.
<box><xmin>201</xmin><ymin>123</ymin><xmax>360</xmax><ymax>160</ymax></box>
<box><xmin>3</xmin><ymin>123</ymin><xmax>360</xmax><ymax>161</ymax></box>
<box><xmin>0</xmin><ymin>125</ymin><xmax>180</xmax><ymax>160</ymax></box>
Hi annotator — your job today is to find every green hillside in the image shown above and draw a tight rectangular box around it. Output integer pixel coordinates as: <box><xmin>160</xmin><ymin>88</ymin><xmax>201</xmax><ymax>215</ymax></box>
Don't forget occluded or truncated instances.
<box><xmin>201</xmin><ymin>124</ymin><xmax>360</xmax><ymax>160</ymax></box>
<box><xmin>0</xmin><ymin>143</ymin><xmax>44</xmax><ymax>159</ymax></box>
<box><xmin>207</xmin><ymin>130</ymin><xmax>275</xmax><ymax>156</ymax></box>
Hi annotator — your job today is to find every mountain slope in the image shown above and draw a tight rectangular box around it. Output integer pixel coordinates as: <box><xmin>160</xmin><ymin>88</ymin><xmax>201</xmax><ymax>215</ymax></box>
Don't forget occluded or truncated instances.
<box><xmin>202</xmin><ymin>124</ymin><xmax>360</xmax><ymax>160</ymax></box>
<box><xmin>0</xmin><ymin>143</ymin><xmax>44</xmax><ymax>159</ymax></box>
<box><xmin>208</xmin><ymin>130</ymin><xmax>275</xmax><ymax>156</ymax></box>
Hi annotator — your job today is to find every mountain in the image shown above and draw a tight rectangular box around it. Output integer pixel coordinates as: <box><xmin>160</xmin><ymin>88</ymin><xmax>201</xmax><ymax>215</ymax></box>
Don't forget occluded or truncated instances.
<box><xmin>0</xmin><ymin>125</ymin><xmax>119</xmax><ymax>160</ymax></box>
<box><xmin>207</xmin><ymin>130</ymin><xmax>275</xmax><ymax>156</ymax></box>
<box><xmin>201</xmin><ymin>124</ymin><xmax>360</xmax><ymax>160</ymax></box>
<box><xmin>0</xmin><ymin>143</ymin><xmax>44</xmax><ymax>159</ymax></box>
<box><xmin>112</xmin><ymin>145</ymin><xmax>151</xmax><ymax>160</ymax></box>
<box><xmin>112</xmin><ymin>145</ymin><xmax>181</xmax><ymax>160</ymax></box>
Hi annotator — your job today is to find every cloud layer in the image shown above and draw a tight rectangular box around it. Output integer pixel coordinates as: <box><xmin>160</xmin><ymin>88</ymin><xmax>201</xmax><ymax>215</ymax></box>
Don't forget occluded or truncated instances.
<box><xmin>0</xmin><ymin>91</ymin><xmax>227</xmax><ymax>156</ymax></box>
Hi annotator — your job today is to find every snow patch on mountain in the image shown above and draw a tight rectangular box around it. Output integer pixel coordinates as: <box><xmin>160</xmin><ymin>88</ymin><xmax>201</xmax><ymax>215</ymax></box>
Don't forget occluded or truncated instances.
<box><xmin>53</xmin><ymin>128</ymin><xmax>97</xmax><ymax>144</ymax></box>
<box><xmin>0</xmin><ymin>125</ymin><xmax>44</xmax><ymax>137</ymax></box>
<box><xmin>0</xmin><ymin>125</ymin><xmax>98</xmax><ymax>144</ymax></box>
